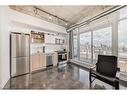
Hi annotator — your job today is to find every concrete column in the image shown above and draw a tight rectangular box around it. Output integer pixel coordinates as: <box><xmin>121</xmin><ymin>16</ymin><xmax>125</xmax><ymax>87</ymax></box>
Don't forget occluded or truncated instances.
<box><xmin>112</xmin><ymin>12</ymin><xmax>119</xmax><ymax>57</ymax></box>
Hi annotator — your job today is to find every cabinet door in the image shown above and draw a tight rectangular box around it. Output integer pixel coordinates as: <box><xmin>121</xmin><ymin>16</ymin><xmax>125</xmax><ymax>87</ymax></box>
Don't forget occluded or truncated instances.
<box><xmin>31</xmin><ymin>53</ymin><xmax>40</xmax><ymax>71</ymax></box>
<box><xmin>51</xmin><ymin>36</ymin><xmax>55</xmax><ymax>44</ymax></box>
<box><xmin>39</xmin><ymin>54</ymin><xmax>43</xmax><ymax>68</ymax></box>
<box><xmin>45</xmin><ymin>34</ymin><xmax>50</xmax><ymax>43</ymax></box>
<box><xmin>53</xmin><ymin>53</ymin><xmax>58</xmax><ymax>66</ymax></box>
<box><xmin>40</xmin><ymin>54</ymin><xmax>46</xmax><ymax>68</ymax></box>
<box><xmin>45</xmin><ymin>34</ymin><xmax>55</xmax><ymax>44</ymax></box>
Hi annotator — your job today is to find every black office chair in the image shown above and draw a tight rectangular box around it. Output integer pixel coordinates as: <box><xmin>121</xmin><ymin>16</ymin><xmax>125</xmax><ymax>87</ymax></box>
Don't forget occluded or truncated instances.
<box><xmin>89</xmin><ymin>55</ymin><xmax>120</xmax><ymax>89</ymax></box>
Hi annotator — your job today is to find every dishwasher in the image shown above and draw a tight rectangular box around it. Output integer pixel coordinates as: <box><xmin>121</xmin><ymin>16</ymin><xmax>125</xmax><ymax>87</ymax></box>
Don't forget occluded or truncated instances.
<box><xmin>46</xmin><ymin>54</ymin><xmax>53</xmax><ymax>67</ymax></box>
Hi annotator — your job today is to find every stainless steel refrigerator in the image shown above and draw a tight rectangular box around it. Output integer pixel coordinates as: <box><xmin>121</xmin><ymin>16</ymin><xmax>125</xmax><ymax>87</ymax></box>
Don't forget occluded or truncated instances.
<box><xmin>10</xmin><ymin>32</ymin><xmax>30</xmax><ymax>77</ymax></box>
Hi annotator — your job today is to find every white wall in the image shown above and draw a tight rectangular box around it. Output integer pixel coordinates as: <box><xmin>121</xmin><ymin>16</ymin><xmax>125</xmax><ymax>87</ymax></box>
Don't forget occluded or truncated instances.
<box><xmin>0</xmin><ymin>6</ymin><xmax>2</xmax><ymax>89</ymax></box>
<box><xmin>0</xmin><ymin>6</ymin><xmax>67</xmax><ymax>89</ymax></box>
<box><xmin>0</xmin><ymin>6</ymin><xmax>10</xmax><ymax>89</ymax></box>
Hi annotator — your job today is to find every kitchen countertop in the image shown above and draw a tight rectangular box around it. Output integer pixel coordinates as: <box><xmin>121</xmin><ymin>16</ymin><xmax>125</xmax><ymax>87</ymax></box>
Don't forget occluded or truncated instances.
<box><xmin>31</xmin><ymin>52</ymin><xmax>55</xmax><ymax>55</ymax></box>
<box><xmin>31</xmin><ymin>51</ymin><xmax>69</xmax><ymax>55</ymax></box>
<box><xmin>44</xmin><ymin>52</ymin><xmax>55</xmax><ymax>55</ymax></box>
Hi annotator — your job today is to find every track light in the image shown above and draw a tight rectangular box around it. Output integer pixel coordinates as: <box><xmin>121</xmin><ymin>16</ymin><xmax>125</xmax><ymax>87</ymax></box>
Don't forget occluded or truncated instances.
<box><xmin>49</xmin><ymin>16</ymin><xmax>52</xmax><ymax>20</ymax></box>
<box><xmin>65</xmin><ymin>23</ymin><xmax>68</xmax><ymax>26</ymax></box>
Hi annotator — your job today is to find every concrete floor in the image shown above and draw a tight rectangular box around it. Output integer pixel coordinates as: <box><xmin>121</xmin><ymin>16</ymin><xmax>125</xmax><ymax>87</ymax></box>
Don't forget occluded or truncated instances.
<box><xmin>3</xmin><ymin>63</ymin><xmax>127</xmax><ymax>89</ymax></box>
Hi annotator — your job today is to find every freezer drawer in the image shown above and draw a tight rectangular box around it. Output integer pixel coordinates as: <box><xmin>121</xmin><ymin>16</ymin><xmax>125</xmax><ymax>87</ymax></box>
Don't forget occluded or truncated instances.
<box><xmin>11</xmin><ymin>57</ymin><xmax>30</xmax><ymax>77</ymax></box>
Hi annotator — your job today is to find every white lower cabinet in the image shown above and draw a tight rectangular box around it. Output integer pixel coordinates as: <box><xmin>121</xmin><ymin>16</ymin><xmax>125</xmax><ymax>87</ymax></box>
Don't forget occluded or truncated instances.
<box><xmin>31</xmin><ymin>52</ymin><xmax>67</xmax><ymax>72</ymax></box>
<box><xmin>31</xmin><ymin>53</ymin><xmax>46</xmax><ymax>72</ymax></box>
<box><xmin>31</xmin><ymin>53</ymin><xmax>40</xmax><ymax>71</ymax></box>
<box><xmin>53</xmin><ymin>52</ymin><xmax>58</xmax><ymax>66</ymax></box>
<box><xmin>39</xmin><ymin>53</ymin><xmax>46</xmax><ymax>68</ymax></box>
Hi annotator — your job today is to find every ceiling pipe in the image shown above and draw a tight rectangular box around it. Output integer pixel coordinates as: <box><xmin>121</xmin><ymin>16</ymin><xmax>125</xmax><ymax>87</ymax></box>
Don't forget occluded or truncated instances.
<box><xmin>66</xmin><ymin>5</ymin><xmax>126</xmax><ymax>32</ymax></box>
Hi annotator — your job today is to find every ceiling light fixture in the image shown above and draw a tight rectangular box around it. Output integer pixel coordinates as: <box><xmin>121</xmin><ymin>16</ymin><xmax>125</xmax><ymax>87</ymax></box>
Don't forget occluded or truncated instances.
<box><xmin>49</xmin><ymin>16</ymin><xmax>52</xmax><ymax>20</ymax></box>
<box><xmin>34</xmin><ymin>6</ymin><xmax>68</xmax><ymax>26</ymax></box>
<box><xmin>34</xmin><ymin>7</ymin><xmax>38</xmax><ymax>16</ymax></box>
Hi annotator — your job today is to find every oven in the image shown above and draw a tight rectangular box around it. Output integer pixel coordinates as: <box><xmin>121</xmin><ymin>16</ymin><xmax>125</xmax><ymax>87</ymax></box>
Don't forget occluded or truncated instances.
<box><xmin>58</xmin><ymin>52</ymin><xmax>67</xmax><ymax>62</ymax></box>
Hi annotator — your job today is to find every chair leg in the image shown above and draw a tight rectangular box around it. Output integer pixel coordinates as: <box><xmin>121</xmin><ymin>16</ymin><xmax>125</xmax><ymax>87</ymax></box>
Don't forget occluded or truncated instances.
<box><xmin>89</xmin><ymin>71</ymin><xmax>92</xmax><ymax>89</ymax></box>
<box><xmin>114</xmin><ymin>81</ymin><xmax>119</xmax><ymax>90</ymax></box>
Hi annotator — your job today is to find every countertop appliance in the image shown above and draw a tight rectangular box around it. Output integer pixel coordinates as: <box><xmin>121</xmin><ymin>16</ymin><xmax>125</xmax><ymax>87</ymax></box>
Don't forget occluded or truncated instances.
<box><xmin>46</xmin><ymin>53</ymin><xmax>53</xmax><ymax>67</ymax></box>
<box><xmin>10</xmin><ymin>32</ymin><xmax>30</xmax><ymax>77</ymax></box>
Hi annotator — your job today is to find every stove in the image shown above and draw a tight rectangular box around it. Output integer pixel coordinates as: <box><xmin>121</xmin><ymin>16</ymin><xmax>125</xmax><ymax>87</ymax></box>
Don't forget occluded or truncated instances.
<box><xmin>55</xmin><ymin>51</ymin><xmax>67</xmax><ymax>63</ymax></box>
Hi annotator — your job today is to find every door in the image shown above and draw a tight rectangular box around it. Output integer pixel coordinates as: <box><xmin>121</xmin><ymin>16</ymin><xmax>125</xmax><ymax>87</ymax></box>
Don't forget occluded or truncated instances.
<box><xmin>40</xmin><ymin>54</ymin><xmax>46</xmax><ymax>68</ymax></box>
<box><xmin>11</xmin><ymin>33</ymin><xmax>30</xmax><ymax>58</ymax></box>
<box><xmin>11</xmin><ymin>33</ymin><xmax>30</xmax><ymax>77</ymax></box>
<box><xmin>11</xmin><ymin>57</ymin><xmax>29</xmax><ymax>77</ymax></box>
<box><xmin>11</xmin><ymin>33</ymin><xmax>22</xmax><ymax>58</ymax></box>
<box><xmin>31</xmin><ymin>53</ymin><xmax>40</xmax><ymax>71</ymax></box>
<box><xmin>21</xmin><ymin>34</ymin><xmax>30</xmax><ymax>57</ymax></box>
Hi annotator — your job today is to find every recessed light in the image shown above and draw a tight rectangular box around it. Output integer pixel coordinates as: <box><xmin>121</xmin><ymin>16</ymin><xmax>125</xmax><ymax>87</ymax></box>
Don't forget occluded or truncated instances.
<box><xmin>65</xmin><ymin>23</ymin><xmax>68</xmax><ymax>26</ymax></box>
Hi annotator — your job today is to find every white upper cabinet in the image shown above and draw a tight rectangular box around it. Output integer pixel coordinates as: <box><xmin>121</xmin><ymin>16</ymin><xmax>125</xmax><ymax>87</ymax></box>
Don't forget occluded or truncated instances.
<box><xmin>45</xmin><ymin>34</ymin><xmax>55</xmax><ymax>44</ymax></box>
<box><xmin>45</xmin><ymin>34</ymin><xmax>65</xmax><ymax>45</ymax></box>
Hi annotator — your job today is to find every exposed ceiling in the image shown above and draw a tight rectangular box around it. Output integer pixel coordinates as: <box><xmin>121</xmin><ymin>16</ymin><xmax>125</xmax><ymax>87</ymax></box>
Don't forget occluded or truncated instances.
<box><xmin>10</xmin><ymin>5</ymin><xmax>115</xmax><ymax>28</ymax></box>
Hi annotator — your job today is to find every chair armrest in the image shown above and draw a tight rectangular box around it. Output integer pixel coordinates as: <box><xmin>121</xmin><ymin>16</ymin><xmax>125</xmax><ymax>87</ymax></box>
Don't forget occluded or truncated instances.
<box><xmin>116</xmin><ymin>68</ymin><xmax>120</xmax><ymax>78</ymax></box>
<box><xmin>90</xmin><ymin>64</ymin><xmax>96</xmax><ymax>70</ymax></box>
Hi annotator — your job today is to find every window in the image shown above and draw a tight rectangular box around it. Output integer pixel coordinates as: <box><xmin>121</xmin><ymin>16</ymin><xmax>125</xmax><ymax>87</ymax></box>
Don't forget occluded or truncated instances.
<box><xmin>80</xmin><ymin>32</ymin><xmax>92</xmax><ymax>63</ymax></box>
<box><xmin>119</xmin><ymin>7</ymin><xmax>127</xmax><ymax>20</ymax></box>
<box><xmin>118</xmin><ymin>7</ymin><xmax>127</xmax><ymax>73</ymax></box>
<box><xmin>93</xmin><ymin>27</ymin><xmax>112</xmax><ymax>63</ymax></box>
<box><xmin>73</xmin><ymin>35</ymin><xmax>78</xmax><ymax>58</ymax></box>
<box><xmin>73</xmin><ymin>28</ymin><xmax>78</xmax><ymax>58</ymax></box>
<box><xmin>71</xmin><ymin>7</ymin><xmax>127</xmax><ymax>76</ymax></box>
<box><xmin>78</xmin><ymin>26</ymin><xmax>112</xmax><ymax>64</ymax></box>
<box><xmin>118</xmin><ymin>19</ymin><xmax>127</xmax><ymax>73</ymax></box>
